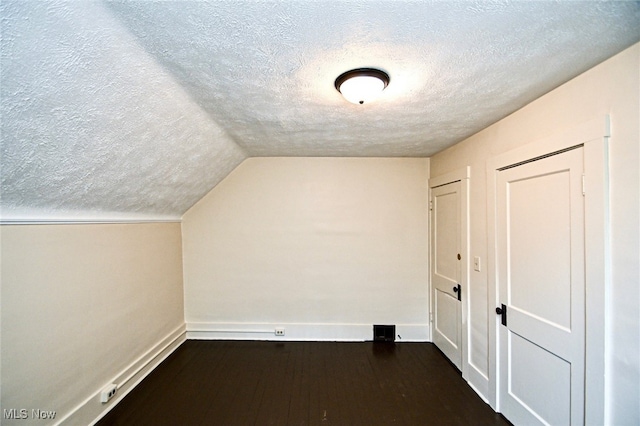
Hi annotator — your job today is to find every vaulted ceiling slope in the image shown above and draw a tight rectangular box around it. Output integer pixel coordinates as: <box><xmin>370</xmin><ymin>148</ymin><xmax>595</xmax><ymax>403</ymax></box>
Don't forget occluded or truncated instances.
<box><xmin>1</xmin><ymin>1</ymin><xmax>638</xmax><ymax>221</ymax></box>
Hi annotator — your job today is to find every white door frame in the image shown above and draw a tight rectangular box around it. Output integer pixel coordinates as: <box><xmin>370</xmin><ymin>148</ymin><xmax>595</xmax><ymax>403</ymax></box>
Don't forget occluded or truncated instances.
<box><xmin>486</xmin><ymin>116</ymin><xmax>610</xmax><ymax>424</ymax></box>
<box><xmin>429</xmin><ymin>166</ymin><xmax>470</xmax><ymax>379</ymax></box>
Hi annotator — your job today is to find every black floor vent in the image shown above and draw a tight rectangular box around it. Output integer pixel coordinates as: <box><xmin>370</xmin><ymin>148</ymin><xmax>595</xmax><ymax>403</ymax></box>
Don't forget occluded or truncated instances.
<box><xmin>373</xmin><ymin>325</ymin><xmax>396</xmax><ymax>342</ymax></box>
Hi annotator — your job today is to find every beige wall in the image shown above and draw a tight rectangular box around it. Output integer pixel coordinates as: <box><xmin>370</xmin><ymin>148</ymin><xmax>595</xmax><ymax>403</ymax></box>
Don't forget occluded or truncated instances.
<box><xmin>0</xmin><ymin>223</ymin><xmax>185</xmax><ymax>424</ymax></box>
<box><xmin>430</xmin><ymin>43</ymin><xmax>639</xmax><ymax>424</ymax></box>
<box><xmin>182</xmin><ymin>157</ymin><xmax>430</xmax><ymax>340</ymax></box>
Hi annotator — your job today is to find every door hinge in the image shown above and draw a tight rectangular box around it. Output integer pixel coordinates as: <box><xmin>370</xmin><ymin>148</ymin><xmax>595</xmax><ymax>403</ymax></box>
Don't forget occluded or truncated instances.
<box><xmin>429</xmin><ymin>200</ymin><xmax>433</xmax><ymax>211</ymax></box>
<box><xmin>582</xmin><ymin>174</ymin><xmax>585</xmax><ymax>196</ymax></box>
<box><xmin>429</xmin><ymin>312</ymin><xmax>433</xmax><ymax>323</ymax></box>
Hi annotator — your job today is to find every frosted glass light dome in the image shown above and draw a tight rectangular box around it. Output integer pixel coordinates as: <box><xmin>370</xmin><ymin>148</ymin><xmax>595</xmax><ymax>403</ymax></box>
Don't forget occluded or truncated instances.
<box><xmin>335</xmin><ymin>68</ymin><xmax>390</xmax><ymax>105</ymax></box>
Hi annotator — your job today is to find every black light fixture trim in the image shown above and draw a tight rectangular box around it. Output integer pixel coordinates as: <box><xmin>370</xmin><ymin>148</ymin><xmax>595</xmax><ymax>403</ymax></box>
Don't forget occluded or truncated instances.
<box><xmin>334</xmin><ymin>68</ymin><xmax>390</xmax><ymax>92</ymax></box>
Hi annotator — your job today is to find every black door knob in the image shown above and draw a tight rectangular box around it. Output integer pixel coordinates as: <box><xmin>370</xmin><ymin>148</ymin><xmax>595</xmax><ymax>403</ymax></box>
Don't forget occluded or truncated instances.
<box><xmin>496</xmin><ymin>307</ymin><xmax>503</xmax><ymax>315</ymax></box>
<box><xmin>453</xmin><ymin>286</ymin><xmax>459</xmax><ymax>293</ymax></box>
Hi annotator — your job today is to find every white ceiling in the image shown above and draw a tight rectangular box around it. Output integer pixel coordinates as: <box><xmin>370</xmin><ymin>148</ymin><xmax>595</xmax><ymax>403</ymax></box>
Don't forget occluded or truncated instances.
<box><xmin>1</xmin><ymin>1</ymin><xmax>638</xmax><ymax>220</ymax></box>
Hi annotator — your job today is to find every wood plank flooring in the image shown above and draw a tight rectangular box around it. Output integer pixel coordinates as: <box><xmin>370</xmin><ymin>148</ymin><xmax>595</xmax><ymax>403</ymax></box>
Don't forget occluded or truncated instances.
<box><xmin>97</xmin><ymin>341</ymin><xmax>510</xmax><ymax>425</ymax></box>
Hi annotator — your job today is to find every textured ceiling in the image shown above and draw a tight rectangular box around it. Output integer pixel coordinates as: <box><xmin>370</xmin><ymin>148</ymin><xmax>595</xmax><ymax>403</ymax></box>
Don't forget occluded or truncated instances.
<box><xmin>1</xmin><ymin>1</ymin><xmax>639</xmax><ymax>220</ymax></box>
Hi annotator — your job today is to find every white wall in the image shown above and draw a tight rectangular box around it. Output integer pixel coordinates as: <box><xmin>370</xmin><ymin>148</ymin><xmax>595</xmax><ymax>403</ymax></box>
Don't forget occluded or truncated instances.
<box><xmin>0</xmin><ymin>223</ymin><xmax>185</xmax><ymax>425</ymax></box>
<box><xmin>430</xmin><ymin>43</ymin><xmax>639</xmax><ymax>424</ymax></box>
<box><xmin>182</xmin><ymin>157</ymin><xmax>430</xmax><ymax>341</ymax></box>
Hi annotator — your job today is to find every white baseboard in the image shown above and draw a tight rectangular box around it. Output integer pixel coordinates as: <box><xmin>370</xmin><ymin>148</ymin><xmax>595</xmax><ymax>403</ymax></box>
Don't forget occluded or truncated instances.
<box><xmin>186</xmin><ymin>322</ymin><xmax>429</xmax><ymax>342</ymax></box>
<box><xmin>54</xmin><ymin>324</ymin><xmax>186</xmax><ymax>426</ymax></box>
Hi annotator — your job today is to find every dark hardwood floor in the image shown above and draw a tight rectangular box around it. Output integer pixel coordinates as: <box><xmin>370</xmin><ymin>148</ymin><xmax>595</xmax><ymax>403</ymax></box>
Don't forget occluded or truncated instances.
<box><xmin>97</xmin><ymin>340</ymin><xmax>510</xmax><ymax>425</ymax></box>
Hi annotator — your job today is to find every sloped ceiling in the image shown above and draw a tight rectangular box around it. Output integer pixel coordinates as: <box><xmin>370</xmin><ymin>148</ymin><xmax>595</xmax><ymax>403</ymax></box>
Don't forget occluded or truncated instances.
<box><xmin>1</xmin><ymin>1</ymin><xmax>638</xmax><ymax>221</ymax></box>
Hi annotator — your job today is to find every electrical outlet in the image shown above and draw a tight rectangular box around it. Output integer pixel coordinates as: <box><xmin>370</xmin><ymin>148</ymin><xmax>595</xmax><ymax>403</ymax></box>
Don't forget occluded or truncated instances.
<box><xmin>100</xmin><ymin>384</ymin><xmax>118</xmax><ymax>403</ymax></box>
<box><xmin>275</xmin><ymin>328</ymin><xmax>285</xmax><ymax>336</ymax></box>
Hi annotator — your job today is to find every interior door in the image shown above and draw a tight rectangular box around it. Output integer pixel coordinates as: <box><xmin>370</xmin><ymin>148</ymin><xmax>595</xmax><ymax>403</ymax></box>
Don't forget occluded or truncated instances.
<box><xmin>496</xmin><ymin>147</ymin><xmax>585</xmax><ymax>425</ymax></box>
<box><xmin>431</xmin><ymin>181</ymin><xmax>462</xmax><ymax>370</ymax></box>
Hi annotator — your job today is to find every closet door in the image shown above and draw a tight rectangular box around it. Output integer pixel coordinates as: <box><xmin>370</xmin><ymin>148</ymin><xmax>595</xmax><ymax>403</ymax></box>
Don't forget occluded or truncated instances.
<box><xmin>431</xmin><ymin>181</ymin><xmax>462</xmax><ymax>369</ymax></box>
<box><xmin>496</xmin><ymin>147</ymin><xmax>585</xmax><ymax>425</ymax></box>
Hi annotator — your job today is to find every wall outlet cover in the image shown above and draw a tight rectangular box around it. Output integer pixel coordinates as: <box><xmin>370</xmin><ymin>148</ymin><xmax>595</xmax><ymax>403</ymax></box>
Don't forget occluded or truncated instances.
<box><xmin>100</xmin><ymin>384</ymin><xmax>118</xmax><ymax>403</ymax></box>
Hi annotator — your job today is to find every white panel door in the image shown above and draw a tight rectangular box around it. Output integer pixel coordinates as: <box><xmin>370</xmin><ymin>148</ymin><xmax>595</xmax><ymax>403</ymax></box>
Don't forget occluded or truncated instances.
<box><xmin>496</xmin><ymin>147</ymin><xmax>585</xmax><ymax>425</ymax></box>
<box><xmin>431</xmin><ymin>181</ymin><xmax>462</xmax><ymax>369</ymax></box>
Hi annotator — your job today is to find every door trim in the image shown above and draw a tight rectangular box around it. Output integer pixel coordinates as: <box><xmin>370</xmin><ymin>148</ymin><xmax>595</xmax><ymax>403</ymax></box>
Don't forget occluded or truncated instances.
<box><xmin>486</xmin><ymin>116</ymin><xmax>610</xmax><ymax>424</ymax></box>
<box><xmin>429</xmin><ymin>166</ymin><xmax>470</xmax><ymax>379</ymax></box>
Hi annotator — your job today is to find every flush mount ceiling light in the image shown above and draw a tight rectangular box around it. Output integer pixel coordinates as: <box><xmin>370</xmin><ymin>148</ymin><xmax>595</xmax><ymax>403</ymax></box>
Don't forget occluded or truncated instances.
<box><xmin>334</xmin><ymin>68</ymin><xmax>390</xmax><ymax>105</ymax></box>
